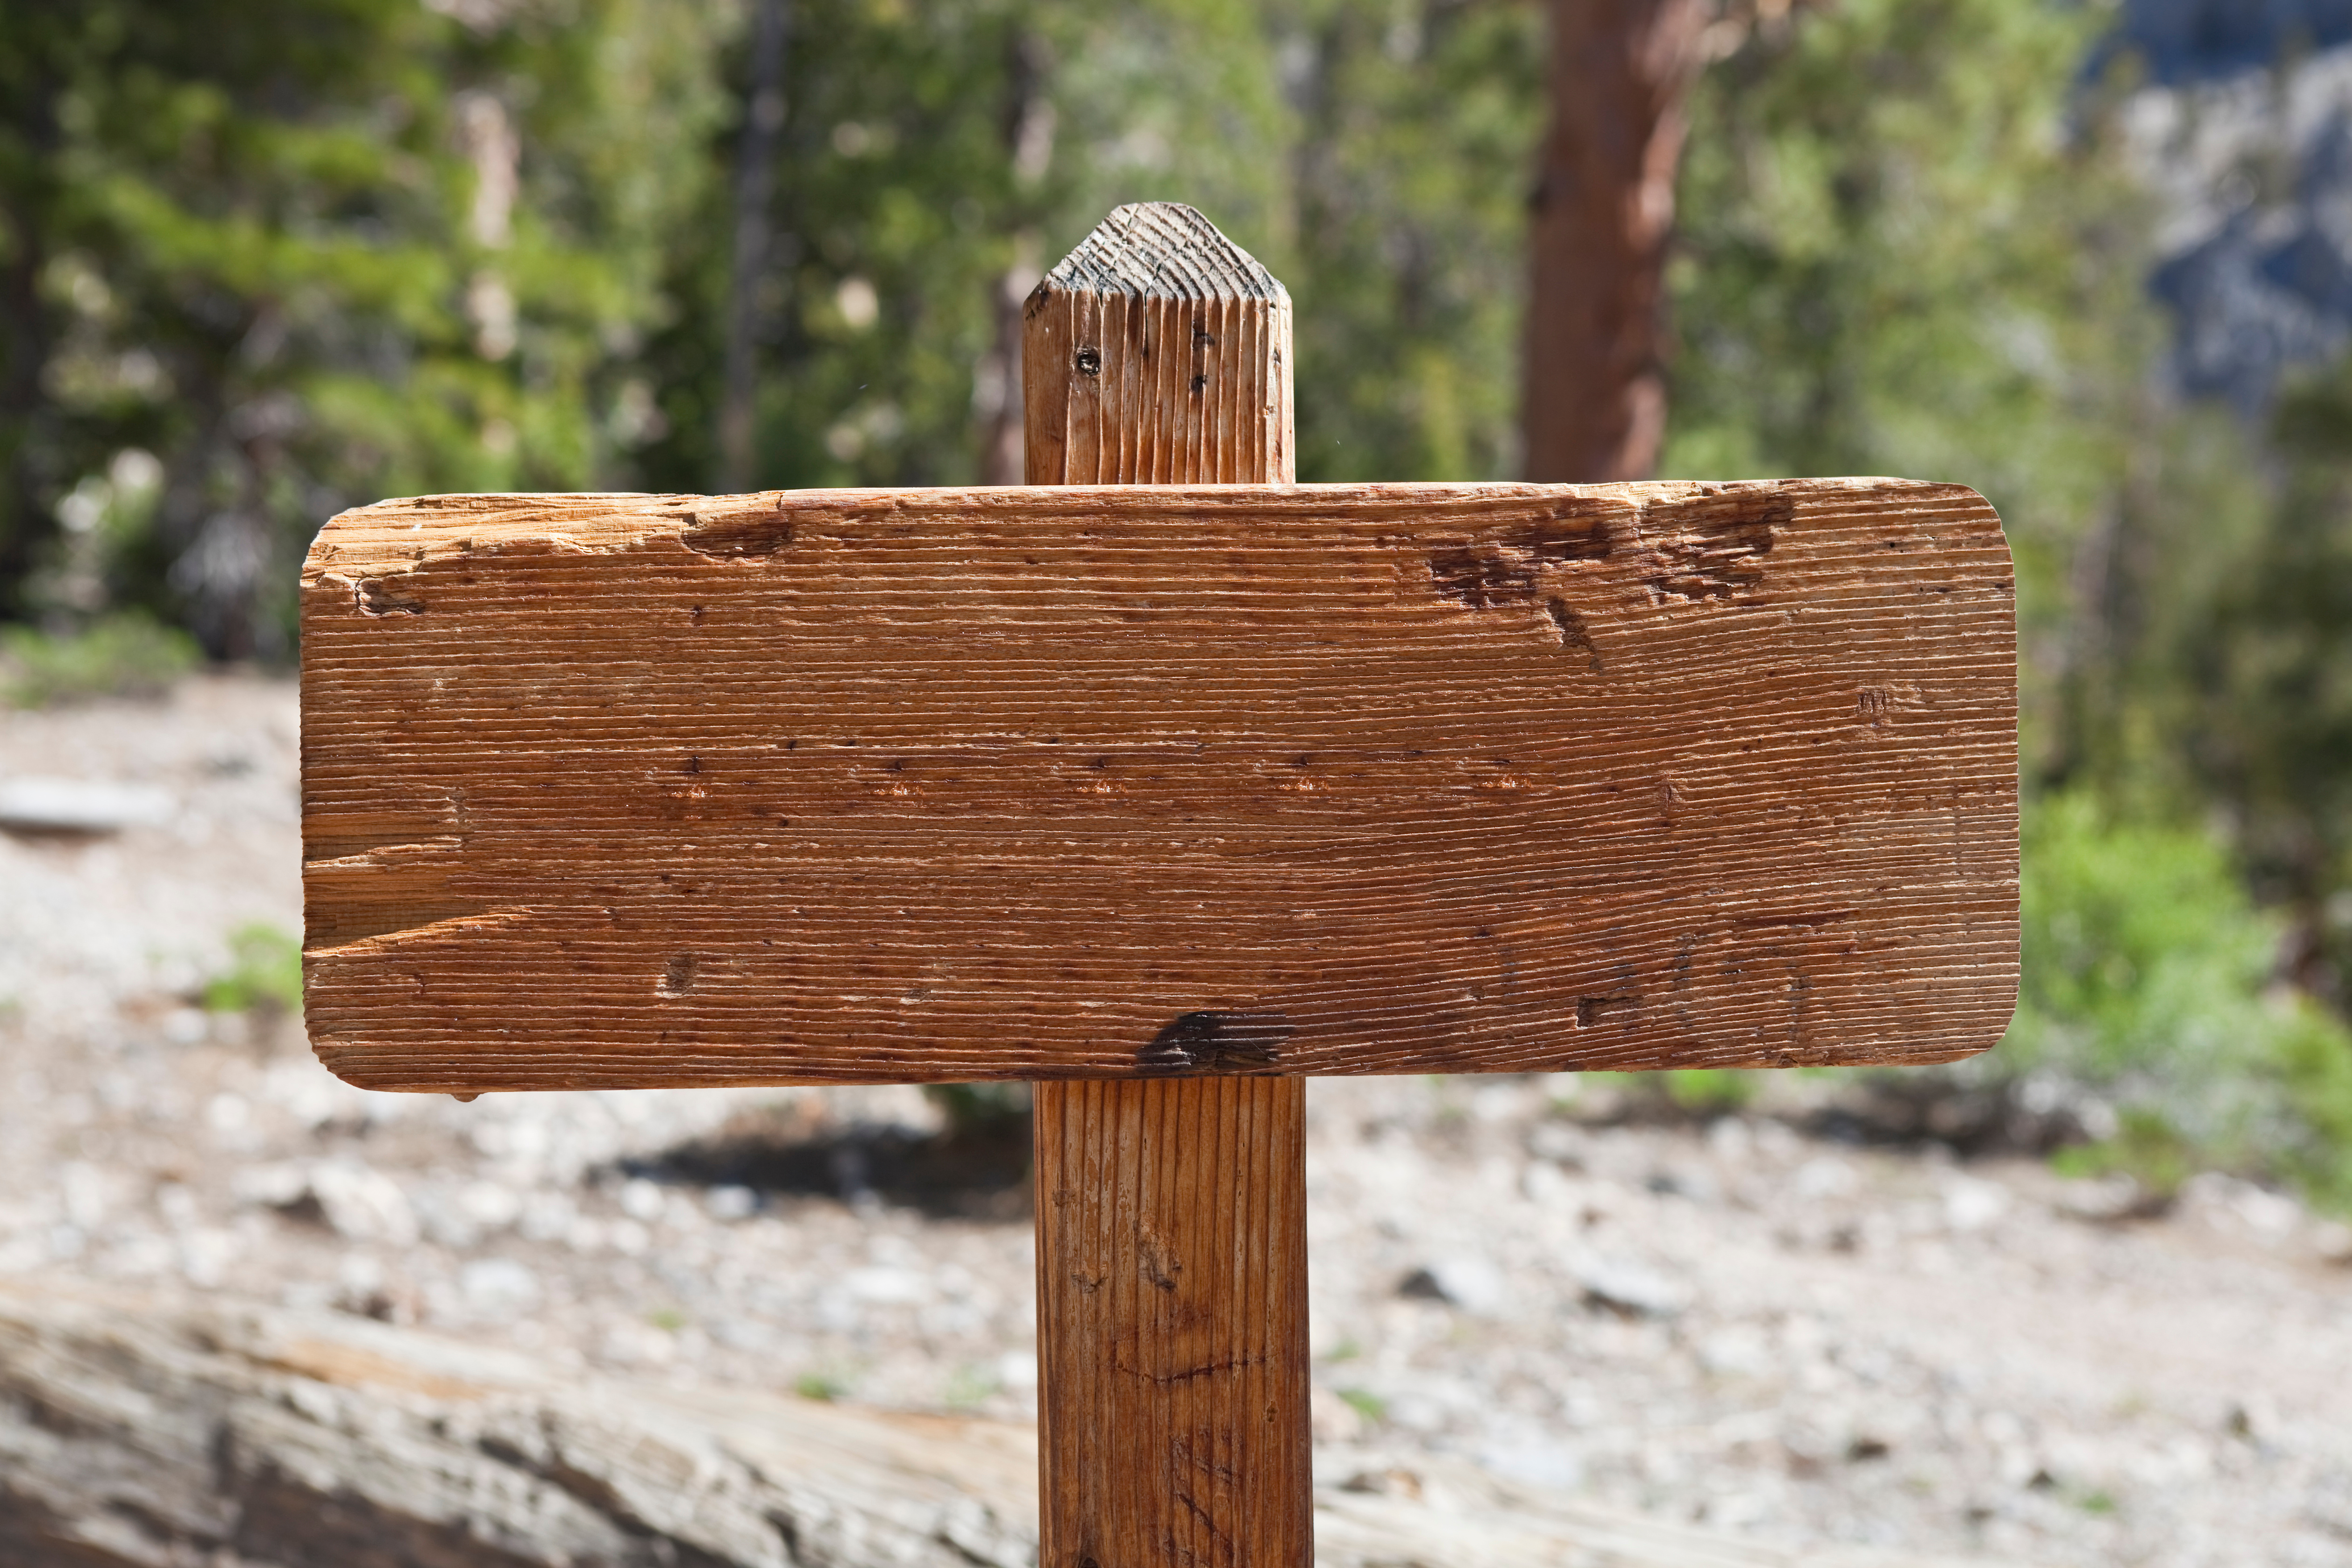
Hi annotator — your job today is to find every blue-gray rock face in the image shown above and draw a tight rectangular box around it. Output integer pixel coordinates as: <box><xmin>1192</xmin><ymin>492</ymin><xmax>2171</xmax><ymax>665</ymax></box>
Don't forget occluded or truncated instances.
<box><xmin>2113</xmin><ymin>3</ymin><xmax>2352</xmax><ymax>409</ymax></box>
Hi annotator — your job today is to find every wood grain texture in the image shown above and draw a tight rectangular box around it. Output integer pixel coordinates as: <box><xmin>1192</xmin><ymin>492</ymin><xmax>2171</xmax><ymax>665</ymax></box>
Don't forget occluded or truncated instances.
<box><xmin>298</xmin><ymin>476</ymin><xmax>2017</xmax><ymax>1092</ymax></box>
<box><xmin>1033</xmin><ymin>1078</ymin><xmax>1312</xmax><ymax>1568</ymax></box>
<box><xmin>1025</xmin><ymin>202</ymin><xmax>1312</xmax><ymax>1568</ymax></box>
<box><xmin>1021</xmin><ymin>202</ymin><xmax>1294</xmax><ymax>487</ymax></box>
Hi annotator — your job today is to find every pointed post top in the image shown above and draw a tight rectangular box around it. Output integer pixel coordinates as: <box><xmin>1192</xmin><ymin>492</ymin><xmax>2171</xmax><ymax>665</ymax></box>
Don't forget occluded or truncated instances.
<box><xmin>1042</xmin><ymin>202</ymin><xmax>1287</xmax><ymax>304</ymax></box>
<box><xmin>1023</xmin><ymin>203</ymin><xmax>1295</xmax><ymax>483</ymax></box>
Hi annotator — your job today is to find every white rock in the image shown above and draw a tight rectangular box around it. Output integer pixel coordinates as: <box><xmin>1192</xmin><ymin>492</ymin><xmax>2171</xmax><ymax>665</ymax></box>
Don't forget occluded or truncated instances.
<box><xmin>706</xmin><ymin>1184</ymin><xmax>758</xmax><ymax>1222</ymax></box>
<box><xmin>1526</xmin><ymin>1120</ymin><xmax>1584</xmax><ymax>1164</ymax></box>
<box><xmin>231</xmin><ymin>1163</ymin><xmax>309</xmax><ymax>1210</ymax></box>
<box><xmin>1468</xmin><ymin>1084</ymin><xmax>1523</xmax><ymax>1123</ymax></box>
<box><xmin>619</xmin><ymin>1177</ymin><xmax>667</xmax><ymax>1224</ymax></box>
<box><xmin>459</xmin><ymin>1180</ymin><xmax>522</xmax><ymax>1229</ymax></box>
<box><xmin>1793</xmin><ymin>1156</ymin><xmax>1860</xmax><ymax>1200</ymax></box>
<box><xmin>1706</xmin><ymin>1117</ymin><xmax>1755</xmax><ymax>1161</ymax></box>
<box><xmin>845</xmin><ymin>1265</ymin><xmax>930</xmax><ymax>1305</ymax></box>
<box><xmin>1310</xmin><ymin>1385</ymin><xmax>1365</xmax><ymax>1443</ymax></box>
<box><xmin>995</xmin><ymin>1348</ymin><xmax>1038</xmax><ymax>1390</ymax></box>
<box><xmin>1477</xmin><ymin>1434</ymin><xmax>1582</xmax><ymax>1491</ymax></box>
<box><xmin>459</xmin><ymin>1257</ymin><xmax>542</xmax><ymax>1316</ymax></box>
<box><xmin>0</xmin><ymin>777</ymin><xmax>174</xmax><ymax>834</ymax></box>
<box><xmin>1571</xmin><ymin>1256</ymin><xmax>1687</xmax><ymax>1319</ymax></box>
<box><xmin>1408</xmin><ymin>1256</ymin><xmax>1508</xmax><ymax>1317</ymax></box>
<box><xmin>2183</xmin><ymin>1173</ymin><xmax>2303</xmax><ymax>1241</ymax></box>
<box><xmin>517</xmin><ymin>1191</ymin><xmax>576</xmax><ymax>1243</ymax></box>
<box><xmin>57</xmin><ymin>1162</ymin><xmax>114</xmax><ymax>1230</ymax></box>
<box><xmin>1520</xmin><ymin>1160</ymin><xmax>1574</xmax><ymax>1204</ymax></box>
<box><xmin>1942</xmin><ymin>1175</ymin><xmax>2009</xmax><ymax>1233</ymax></box>
<box><xmin>307</xmin><ymin>1161</ymin><xmax>421</xmax><ymax>1247</ymax></box>
<box><xmin>1699</xmin><ymin>1324</ymin><xmax>1774</xmax><ymax>1378</ymax></box>
<box><xmin>178</xmin><ymin>1227</ymin><xmax>239</xmax><ymax>1287</ymax></box>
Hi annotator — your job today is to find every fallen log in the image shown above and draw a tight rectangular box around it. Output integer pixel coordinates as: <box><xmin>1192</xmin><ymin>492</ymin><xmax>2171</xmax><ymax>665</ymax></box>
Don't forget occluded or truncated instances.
<box><xmin>0</xmin><ymin>1280</ymin><xmax>2017</xmax><ymax>1568</ymax></box>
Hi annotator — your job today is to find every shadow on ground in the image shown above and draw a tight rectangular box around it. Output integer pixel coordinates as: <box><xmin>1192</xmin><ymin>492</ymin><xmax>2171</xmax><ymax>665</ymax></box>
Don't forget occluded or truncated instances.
<box><xmin>625</xmin><ymin>1092</ymin><xmax>1034</xmax><ymax>1221</ymax></box>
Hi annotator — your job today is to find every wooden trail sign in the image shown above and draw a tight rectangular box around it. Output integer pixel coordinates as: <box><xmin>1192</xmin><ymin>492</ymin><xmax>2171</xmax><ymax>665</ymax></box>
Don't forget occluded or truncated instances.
<box><xmin>300</xmin><ymin>477</ymin><xmax>2017</xmax><ymax>1088</ymax></box>
<box><xmin>300</xmin><ymin>203</ymin><xmax>2017</xmax><ymax>1568</ymax></box>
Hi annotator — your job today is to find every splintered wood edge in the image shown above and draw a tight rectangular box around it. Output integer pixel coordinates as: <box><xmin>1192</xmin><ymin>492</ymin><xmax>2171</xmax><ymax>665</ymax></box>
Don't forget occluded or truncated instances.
<box><xmin>302</xmin><ymin>477</ymin><xmax>1924</xmax><ymax>581</ymax></box>
<box><xmin>300</xmin><ymin>477</ymin><xmax>2017</xmax><ymax>1093</ymax></box>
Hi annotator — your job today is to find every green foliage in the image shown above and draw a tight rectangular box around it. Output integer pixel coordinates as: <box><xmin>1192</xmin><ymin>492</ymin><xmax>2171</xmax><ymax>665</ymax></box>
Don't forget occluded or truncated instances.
<box><xmin>921</xmin><ymin>1081</ymin><xmax>1030</xmax><ymax>1134</ymax></box>
<box><xmin>1336</xmin><ymin>1386</ymin><xmax>1387</xmax><ymax>1422</ymax></box>
<box><xmin>0</xmin><ymin>608</ymin><xmax>196</xmax><ymax>706</ymax></box>
<box><xmin>2180</xmin><ymin>355</ymin><xmax>2352</xmax><ymax>1001</ymax></box>
<box><xmin>6</xmin><ymin>0</ymin><xmax>1537</xmax><ymax>652</ymax></box>
<box><xmin>200</xmin><ymin>922</ymin><xmax>304</xmax><ymax>1016</ymax></box>
<box><xmin>794</xmin><ymin>1369</ymin><xmax>850</xmax><ymax>1402</ymax></box>
<box><xmin>1271</xmin><ymin>0</ymin><xmax>1543</xmax><ymax>481</ymax></box>
<box><xmin>1662</xmin><ymin>1068</ymin><xmax>1758</xmax><ymax>1114</ymax></box>
<box><xmin>943</xmin><ymin>1361</ymin><xmax>1001</xmax><ymax>1408</ymax></box>
<box><xmin>2051</xmin><ymin>1107</ymin><xmax>2196</xmax><ymax>1197</ymax></box>
<box><xmin>1577</xmin><ymin>1066</ymin><xmax>1759</xmax><ymax>1118</ymax></box>
<box><xmin>1651</xmin><ymin>0</ymin><xmax>2352</xmax><ymax>1205</ymax></box>
<box><xmin>1663</xmin><ymin>0</ymin><xmax>2168</xmax><ymax>781</ymax></box>
<box><xmin>633</xmin><ymin>0</ymin><xmax>1535</xmax><ymax>493</ymax></box>
<box><xmin>2</xmin><ymin>0</ymin><xmax>729</xmax><ymax>653</ymax></box>
<box><xmin>2011</xmin><ymin>793</ymin><xmax>2352</xmax><ymax>1209</ymax></box>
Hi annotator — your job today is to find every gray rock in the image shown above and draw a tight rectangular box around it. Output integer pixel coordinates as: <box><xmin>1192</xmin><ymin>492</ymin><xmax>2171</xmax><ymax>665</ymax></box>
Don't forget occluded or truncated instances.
<box><xmin>0</xmin><ymin>776</ymin><xmax>174</xmax><ymax>834</ymax></box>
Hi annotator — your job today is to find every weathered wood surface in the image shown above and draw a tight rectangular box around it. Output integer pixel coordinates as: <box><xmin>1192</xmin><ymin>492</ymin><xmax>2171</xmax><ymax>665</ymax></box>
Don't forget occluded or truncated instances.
<box><xmin>0</xmin><ymin>1282</ymin><xmax>2028</xmax><ymax>1568</ymax></box>
<box><xmin>1035</xmin><ymin>1078</ymin><xmax>1313</xmax><ymax>1568</ymax></box>
<box><xmin>1020</xmin><ymin>201</ymin><xmax>1294</xmax><ymax>487</ymax></box>
<box><xmin>300</xmin><ymin>474</ymin><xmax>2016</xmax><ymax>1092</ymax></box>
<box><xmin>1022</xmin><ymin>201</ymin><xmax>1313</xmax><ymax>1568</ymax></box>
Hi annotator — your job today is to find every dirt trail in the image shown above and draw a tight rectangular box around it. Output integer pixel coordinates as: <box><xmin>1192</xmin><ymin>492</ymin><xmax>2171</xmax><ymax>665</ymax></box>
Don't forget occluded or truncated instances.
<box><xmin>0</xmin><ymin>675</ymin><xmax>2346</xmax><ymax>1567</ymax></box>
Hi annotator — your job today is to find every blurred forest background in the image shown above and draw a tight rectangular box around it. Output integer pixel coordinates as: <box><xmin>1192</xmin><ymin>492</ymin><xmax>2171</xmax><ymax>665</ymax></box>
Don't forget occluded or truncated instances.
<box><xmin>6</xmin><ymin>0</ymin><xmax>2352</xmax><ymax>1207</ymax></box>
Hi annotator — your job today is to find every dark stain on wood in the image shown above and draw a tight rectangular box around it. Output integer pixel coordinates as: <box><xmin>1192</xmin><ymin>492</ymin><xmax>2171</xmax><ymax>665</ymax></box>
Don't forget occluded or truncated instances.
<box><xmin>1138</xmin><ymin>1011</ymin><xmax>1294</xmax><ymax>1073</ymax></box>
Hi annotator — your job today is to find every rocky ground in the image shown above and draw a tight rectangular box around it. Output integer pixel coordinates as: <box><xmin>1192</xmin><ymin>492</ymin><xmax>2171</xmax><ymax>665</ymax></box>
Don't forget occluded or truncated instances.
<box><xmin>2</xmin><ymin>673</ymin><xmax>2349</xmax><ymax>1568</ymax></box>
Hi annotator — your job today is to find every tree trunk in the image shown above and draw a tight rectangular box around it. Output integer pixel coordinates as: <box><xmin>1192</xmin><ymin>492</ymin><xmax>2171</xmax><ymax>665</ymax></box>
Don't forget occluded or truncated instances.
<box><xmin>974</xmin><ymin>29</ymin><xmax>1055</xmax><ymax>485</ymax></box>
<box><xmin>717</xmin><ymin>0</ymin><xmax>790</xmax><ymax>494</ymax></box>
<box><xmin>1523</xmin><ymin>0</ymin><xmax>1710</xmax><ymax>483</ymax></box>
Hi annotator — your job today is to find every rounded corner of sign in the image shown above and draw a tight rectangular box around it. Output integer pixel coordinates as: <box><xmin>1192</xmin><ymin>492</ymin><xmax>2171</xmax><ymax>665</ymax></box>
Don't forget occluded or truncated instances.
<box><xmin>1937</xmin><ymin>480</ymin><xmax>2012</xmax><ymax>538</ymax></box>
<box><xmin>306</xmin><ymin>1037</ymin><xmax>412</xmax><ymax>1097</ymax></box>
<box><xmin>305</xmin><ymin>1039</ymin><xmax>362</xmax><ymax>1087</ymax></box>
<box><xmin>1950</xmin><ymin>989</ymin><xmax>2021</xmax><ymax>1069</ymax></box>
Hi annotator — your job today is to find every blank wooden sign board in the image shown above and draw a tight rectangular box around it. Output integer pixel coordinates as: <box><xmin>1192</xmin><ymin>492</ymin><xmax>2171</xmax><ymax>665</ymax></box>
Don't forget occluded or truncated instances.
<box><xmin>302</xmin><ymin>204</ymin><xmax>2017</xmax><ymax>1566</ymax></box>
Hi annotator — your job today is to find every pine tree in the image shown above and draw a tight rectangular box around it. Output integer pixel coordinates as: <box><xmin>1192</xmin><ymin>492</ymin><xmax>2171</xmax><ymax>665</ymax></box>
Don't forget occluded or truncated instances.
<box><xmin>0</xmin><ymin>0</ymin><xmax>726</xmax><ymax>655</ymax></box>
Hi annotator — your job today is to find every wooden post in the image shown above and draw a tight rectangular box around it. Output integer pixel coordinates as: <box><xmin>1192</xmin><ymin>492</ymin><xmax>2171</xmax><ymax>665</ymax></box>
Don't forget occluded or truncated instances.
<box><xmin>1023</xmin><ymin>203</ymin><xmax>1312</xmax><ymax>1568</ymax></box>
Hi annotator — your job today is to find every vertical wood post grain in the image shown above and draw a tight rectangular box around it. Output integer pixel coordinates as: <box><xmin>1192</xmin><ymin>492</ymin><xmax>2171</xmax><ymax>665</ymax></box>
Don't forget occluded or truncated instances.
<box><xmin>1024</xmin><ymin>203</ymin><xmax>1311</xmax><ymax>1568</ymax></box>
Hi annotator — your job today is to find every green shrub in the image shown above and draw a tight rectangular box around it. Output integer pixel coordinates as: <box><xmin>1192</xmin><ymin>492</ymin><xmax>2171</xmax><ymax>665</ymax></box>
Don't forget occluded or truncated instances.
<box><xmin>794</xmin><ymin>1371</ymin><xmax>850</xmax><ymax>1403</ymax></box>
<box><xmin>0</xmin><ymin>612</ymin><xmax>199</xmax><ymax>707</ymax></box>
<box><xmin>2010</xmin><ymin>792</ymin><xmax>2352</xmax><ymax>1208</ymax></box>
<box><xmin>1566</xmin><ymin>1066</ymin><xmax>1760</xmax><ymax>1120</ymax></box>
<box><xmin>921</xmin><ymin>1082</ymin><xmax>1031</xmax><ymax>1134</ymax></box>
<box><xmin>200</xmin><ymin>924</ymin><xmax>304</xmax><ymax>1017</ymax></box>
<box><xmin>1558</xmin><ymin>793</ymin><xmax>2352</xmax><ymax>1211</ymax></box>
<box><xmin>1661</xmin><ymin>1068</ymin><xmax>1758</xmax><ymax>1114</ymax></box>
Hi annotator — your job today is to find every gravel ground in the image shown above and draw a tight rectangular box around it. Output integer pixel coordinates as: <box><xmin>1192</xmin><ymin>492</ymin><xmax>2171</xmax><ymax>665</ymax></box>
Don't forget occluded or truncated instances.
<box><xmin>3</xmin><ymin>674</ymin><xmax>2349</xmax><ymax>1567</ymax></box>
